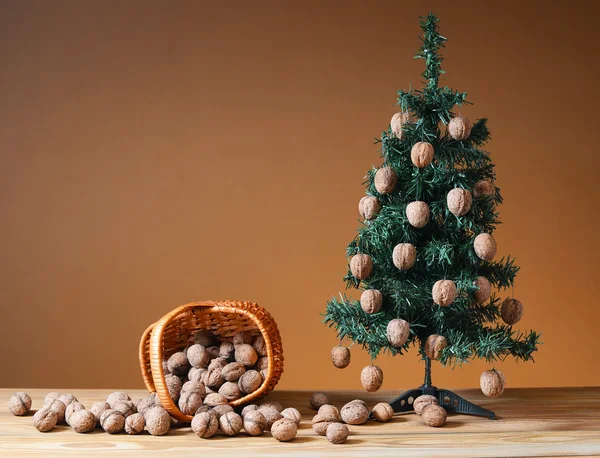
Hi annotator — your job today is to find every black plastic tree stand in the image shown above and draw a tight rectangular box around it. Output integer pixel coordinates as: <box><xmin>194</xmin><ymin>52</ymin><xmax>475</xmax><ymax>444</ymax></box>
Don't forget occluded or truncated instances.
<box><xmin>383</xmin><ymin>357</ymin><xmax>496</xmax><ymax>420</ymax></box>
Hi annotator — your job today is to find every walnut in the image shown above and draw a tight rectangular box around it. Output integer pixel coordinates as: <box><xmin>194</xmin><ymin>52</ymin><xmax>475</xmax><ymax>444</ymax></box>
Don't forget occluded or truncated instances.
<box><xmin>411</xmin><ymin>141</ymin><xmax>434</xmax><ymax>168</ymax></box>
<box><xmin>359</xmin><ymin>195</ymin><xmax>381</xmax><ymax>221</ymax></box>
<box><xmin>386</xmin><ymin>318</ymin><xmax>410</xmax><ymax>347</ymax></box>
<box><xmin>167</xmin><ymin>352</ymin><xmax>190</xmax><ymax>377</ymax></box>
<box><xmin>113</xmin><ymin>400</ymin><xmax>136</xmax><ymax>417</ymax></box>
<box><xmin>259</xmin><ymin>368</ymin><xmax>268</xmax><ymax>380</ymax></box>
<box><xmin>206</xmin><ymin>346</ymin><xmax>221</xmax><ymax>359</ymax></box>
<box><xmin>203</xmin><ymin>393</ymin><xmax>227</xmax><ymax>407</ymax></box>
<box><xmin>125</xmin><ymin>413</ymin><xmax>145</xmax><ymax>434</ymax></box>
<box><xmin>219</xmin><ymin>411</ymin><xmax>243</xmax><ymax>436</ymax></box>
<box><xmin>259</xmin><ymin>401</ymin><xmax>283</xmax><ymax>412</ymax></box>
<box><xmin>89</xmin><ymin>401</ymin><xmax>110</xmax><ymax>425</ymax></box>
<box><xmin>256</xmin><ymin>357</ymin><xmax>269</xmax><ymax>371</ymax></box>
<box><xmin>480</xmin><ymin>369</ymin><xmax>505</xmax><ymax>397</ymax></box>
<box><xmin>208</xmin><ymin>357</ymin><xmax>228</xmax><ymax>370</ymax></box>
<box><xmin>360</xmin><ymin>289</ymin><xmax>383</xmax><ymax>314</ymax></box>
<box><xmin>421</xmin><ymin>404</ymin><xmax>447</xmax><ymax>427</ymax></box>
<box><xmin>243</xmin><ymin>410</ymin><xmax>266</xmax><ymax>436</ymax></box>
<box><xmin>235</xmin><ymin>344</ymin><xmax>258</xmax><ymax>367</ymax></box>
<box><xmin>219</xmin><ymin>340</ymin><xmax>235</xmax><ymax>360</ymax></box>
<box><xmin>390</xmin><ymin>112</ymin><xmax>410</xmax><ymax>140</ymax></box>
<box><xmin>137</xmin><ymin>393</ymin><xmax>159</xmax><ymax>417</ymax></box>
<box><xmin>46</xmin><ymin>399</ymin><xmax>67</xmax><ymax>424</ymax></box>
<box><xmin>233</xmin><ymin>331</ymin><xmax>254</xmax><ymax>346</ymax></box>
<box><xmin>179</xmin><ymin>391</ymin><xmax>203</xmax><ymax>416</ymax></box>
<box><xmin>70</xmin><ymin>410</ymin><xmax>95</xmax><ymax>433</ymax></box>
<box><xmin>424</xmin><ymin>334</ymin><xmax>447</xmax><ymax>360</ymax></box>
<box><xmin>181</xmin><ymin>380</ymin><xmax>206</xmax><ymax>397</ymax></box>
<box><xmin>280</xmin><ymin>407</ymin><xmax>301</xmax><ymax>425</ymax></box>
<box><xmin>191</xmin><ymin>411</ymin><xmax>218</xmax><ymax>438</ymax></box>
<box><xmin>100</xmin><ymin>409</ymin><xmax>126</xmax><ymax>434</ymax></box>
<box><xmin>187</xmin><ymin>344</ymin><xmax>210</xmax><ymax>369</ymax></box>
<box><xmin>260</xmin><ymin>407</ymin><xmax>283</xmax><ymax>428</ymax></box>
<box><xmin>340</xmin><ymin>400</ymin><xmax>369</xmax><ymax>425</ymax></box>
<box><xmin>474</xmin><ymin>233</ymin><xmax>497</xmax><ymax>261</ymax></box>
<box><xmin>310</xmin><ymin>392</ymin><xmax>330</xmax><ymax>410</ymax></box>
<box><xmin>195</xmin><ymin>404</ymin><xmax>213</xmax><ymax>416</ymax></box>
<box><xmin>43</xmin><ymin>392</ymin><xmax>61</xmax><ymax>405</ymax></box>
<box><xmin>145</xmin><ymin>406</ymin><xmax>170</xmax><ymax>436</ymax></box>
<box><xmin>318</xmin><ymin>404</ymin><xmax>340</xmax><ymax>420</ymax></box>
<box><xmin>406</xmin><ymin>201</ymin><xmax>430</xmax><ymax>228</ymax></box>
<box><xmin>241</xmin><ymin>404</ymin><xmax>259</xmax><ymax>417</ymax></box>
<box><xmin>65</xmin><ymin>401</ymin><xmax>85</xmax><ymax>425</ymax></box>
<box><xmin>219</xmin><ymin>381</ymin><xmax>242</xmax><ymax>401</ymax></box>
<box><xmin>448</xmin><ymin>116</ymin><xmax>471</xmax><ymax>140</ymax></box>
<box><xmin>374</xmin><ymin>166</ymin><xmax>398</xmax><ymax>194</ymax></box>
<box><xmin>447</xmin><ymin>188</ymin><xmax>472</xmax><ymax>216</ymax></box>
<box><xmin>432</xmin><ymin>279</ymin><xmax>458</xmax><ymax>306</ymax></box>
<box><xmin>312</xmin><ymin>412</ymin><xmax>337</xmax><ymax>436</ymax></box>
<box><xmin>204</xmin><ymin>367</ymin><xmax>224</xmax><ymax>389</ymax></box>
<box><xmin>501</xmin><ymin>298</ymin><xmax>523</xmax><ymax>325</ymax></box>
<box><xmin>8</xmin><ymin>392</ymin><xmax>31</xmax><ymax>416</ymax></box>
<box><xmin>188</xmin><ymin>367</ymin><xmax>207</xmax><ymax>382</ymax></box>
<box><xmin>350</xmin><ymin>253</ymin><xmax>373</xmax><ymax>280</ymax></box>
<box><xmin>193</xmin><ymin>330</ymin><xmax>216</xmax><ymax>347</ymax></box>
<box><xmin>392</xmin><ymin>243</ymin><xmax>417</xmax><ymax>270</ymax></box>
<box><xmin>165</xmin><ymin>373</ymin><xmax>183</xmax><ymax>401</ymax></box>
<box><xmin>413</xmin><ymin>395</ymin><xmax>438</xmax><ymax>415</ymax></box>
<box><xmin>360</xmin><ymin>365</ymin><xmax>384</xmax><ymax>392</ymax></box>
<box><xmin>211</xmin><ymin>404</ymin><xmax>233</xmax><ymax>418</ymax></box>
<box><xmin>330</xmin><ymin>346</ymin><xmax>351</xmax><ymax>369</ymax></box>
<box><xmin>33</xmin><ymin>407</ymin><xmax>58</xmax><ymax>432</ymax></box>
<box><xmin>473</xmin><ymin>276</ymin><xmax>492</xmax><ymax>304</ymax></box>
<box><xmin>326</xmin><ymin>422</ymin><xmax>349</xmax><ymax>444</ymax></box>
<box><xmin>222</xmin><ymin>362</ymin><xmax>246</xmax><ymax>382</ymax></box>
<box><xmin>106</xmin><ymin>391</ymin><xmax>130</xmax><ymax>408</ymax></box>
<box><xmin>238</xmin><ymin>370</ymin><xmax>263</xmax><ymax>394</ymax></box>
<box><xmin>252</xmin><ymin>335</ymin><xmax>267</xmax><ymax>357</ymax></box>
<box><xmin>59</xmin><ymin>393</ymin><xmax>78</xmax><ymax>407</ymax></box>
<box><xmin>371</xmin><ymin>402</ymin><xmax>394</xmax><ymax>422</ymax></box>
<box><xmin>473</xmin><ymin>180</ymin><xmax>495</xmax><ymax>198</ymax></box>
<box><xmin>271</xmin><ymin>417</ymin><xmax>297</xmax><ymax>442</ymax></box>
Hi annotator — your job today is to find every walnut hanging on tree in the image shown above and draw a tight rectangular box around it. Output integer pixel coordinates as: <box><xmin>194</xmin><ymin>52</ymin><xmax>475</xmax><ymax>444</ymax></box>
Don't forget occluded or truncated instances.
<box><xmin>386</xmin><ymin>318</ymin><xmax>410</xmax><ymax>347</ymax></box>
<box><xmin>358</xmin><ymin>196</ymin><xmax>381</xmax><ymax>221</ymax></box>
<box><xmin>473</xmin><ymin>276</ymin><xmax>492</xmax><ymax>304</ymax></box>
<box><xmin>432</xmin><ymin>279</ymin><xmax>458</xmax><ymax>306</ymax></box>
<box><xmin>360</xmin><ymin>289</ymin><xmax>382</xmax><ymax>314</ymax></box>
<box><xmin>406</xmin><ymin>201</ymin><xmax>430</xmax><ymax>228</ymax></box>
<box><xmin>374</xmin><ymin>166</ymin><xmax>398</xmax><ymax>194</ymax></box>
<box><xmin>411</xmin><ymin>141</ymin><xmax>434</xmax><ymax>168</ymax></box>
<box><xmin>350</xmin><ymin>253</ymin><xmax>373</xmax><ymax>279</ymax></box>
<box><xmin>392</xmin><ymin>243</ymin><xmax>417</xmax><ymax>270</ymax></box>
<box><xmin>501</xmin><ymin>298</ymin><xmax>524</xmax><ymax>325</ymax></box>
<box><xmin>424</xmin><ymin>334</ymin><xmax>447</xmax><ymax>360</ymax></box>
<box><xmin>390</xmin><ymin>112</ymin><xmax>411</xmax><ymax>139</ymax></box>
<box><xmin>473</xmin><ymin>179</ymin><xmax>495</xmax><ymax>198</ymax></box>
<box><xmin>330</xmin><ymin>345</ymin><xmax>351</xmax><ymax>369</ymax></box>
<box><xmin>480</xmin><ymin>369</ymin><xmax>505</xmax><ymax>397</ymax></box>
<box><xmin>474</xmin><ymin>233</ymin><xmax>497</xmax><ymax>261</ymax></box>
<box><xmin>360</xmin><ymin>364</ymin><xmax>383</xmax><ymax>392</ymax></box>
<box><xmin>447</xmin><ymin>188</ymin><xmax>472</xmax><ymax>217</ymax></box>
<box><xmin>448</xmin><ymin>116</ymin><xmax>472</xmax><ymax>140</ymax></box>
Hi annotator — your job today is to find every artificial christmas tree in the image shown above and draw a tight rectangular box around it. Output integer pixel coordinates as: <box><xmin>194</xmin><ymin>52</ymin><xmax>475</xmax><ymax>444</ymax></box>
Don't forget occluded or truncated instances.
<box><xmin>324</xmin><ymin>13</ymin><xmax>540</xmax><ymax>419</ymax></box>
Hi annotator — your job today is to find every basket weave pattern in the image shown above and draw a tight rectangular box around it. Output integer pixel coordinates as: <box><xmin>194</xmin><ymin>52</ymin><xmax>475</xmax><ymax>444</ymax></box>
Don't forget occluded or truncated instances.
<box><xmin>139</xmin><ymin>300</ymin><xmax>284</xmax><ymax>422</ymax></box>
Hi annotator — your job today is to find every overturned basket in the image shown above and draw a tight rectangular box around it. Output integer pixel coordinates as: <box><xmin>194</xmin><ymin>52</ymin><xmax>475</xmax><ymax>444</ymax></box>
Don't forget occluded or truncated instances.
<box><xmin>139</xmin><ymin>300</ymin><xmax>284</xmax><ymax>422</ymax></box>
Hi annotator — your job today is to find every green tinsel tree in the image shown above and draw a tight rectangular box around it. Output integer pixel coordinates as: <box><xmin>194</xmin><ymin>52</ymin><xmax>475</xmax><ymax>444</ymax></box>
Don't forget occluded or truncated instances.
<box><xmin>324</xmin><ymin>13</ymin><xmax>540</xmax><ymax>398</ymax></box>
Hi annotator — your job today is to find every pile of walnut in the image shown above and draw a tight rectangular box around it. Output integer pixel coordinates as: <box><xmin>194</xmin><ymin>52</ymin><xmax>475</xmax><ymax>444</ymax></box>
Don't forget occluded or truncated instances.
<box><xmin>9</xmin><ymin>390</ymin><xmax>303</xmax><ymax>441</ymax></box>
<box><xmin>310</xmin><ymin>391</ymin><xmax>446</xmax><ymax>437</ymax></box>
<box><xmin>163</xmin><ymin>330</ymin><xmax>269</xmax><ymax>410</ymax></box>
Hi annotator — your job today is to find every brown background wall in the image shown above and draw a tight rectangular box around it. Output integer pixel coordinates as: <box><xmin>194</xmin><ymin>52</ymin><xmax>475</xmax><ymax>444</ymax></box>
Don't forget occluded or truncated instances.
<box><xmin>1</xmin><ymin>0</ymin><xmax>598</xmax><ymax>392</ymax></box>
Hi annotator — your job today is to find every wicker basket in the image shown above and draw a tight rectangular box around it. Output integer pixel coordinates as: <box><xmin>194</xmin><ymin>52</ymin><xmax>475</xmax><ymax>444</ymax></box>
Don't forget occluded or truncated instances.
<box><xmin>139</xmin><ymin>300</ymin><xmax>284</xmax><ymax>422</ymax></box>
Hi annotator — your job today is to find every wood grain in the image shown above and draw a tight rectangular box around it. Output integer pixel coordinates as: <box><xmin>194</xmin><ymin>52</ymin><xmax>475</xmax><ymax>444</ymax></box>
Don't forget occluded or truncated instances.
<box><xmin>1</xmin><ymin>388</ymin><xmax>599</xmax><ymax>457</ymax></box>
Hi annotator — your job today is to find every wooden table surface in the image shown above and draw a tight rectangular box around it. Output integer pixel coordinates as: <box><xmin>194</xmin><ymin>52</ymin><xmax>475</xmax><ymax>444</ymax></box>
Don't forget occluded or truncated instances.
<box><xmin>1</xmin><ymin>387</ymin><xmax>598</xmax><ymax>457</ymax></box>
